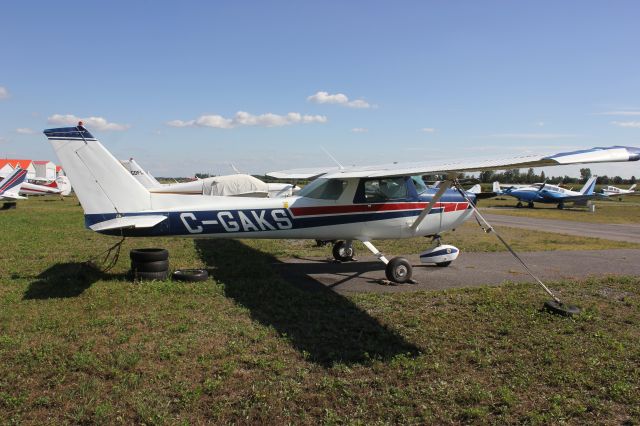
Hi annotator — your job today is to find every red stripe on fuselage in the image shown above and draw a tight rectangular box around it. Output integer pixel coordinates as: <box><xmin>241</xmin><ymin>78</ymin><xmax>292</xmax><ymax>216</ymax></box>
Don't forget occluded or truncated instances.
<box><xmin>290</xmin><ymin>202</ymin><xmax>468</xmax><ymax>217</ymax></box>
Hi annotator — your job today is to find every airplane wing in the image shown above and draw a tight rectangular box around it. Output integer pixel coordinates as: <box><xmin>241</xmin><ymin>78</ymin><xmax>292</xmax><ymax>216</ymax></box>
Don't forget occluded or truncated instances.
<box><xmin>267</xmin><ymin>146</ymin><xmax>640</xmax><ymax>179</ymax></box>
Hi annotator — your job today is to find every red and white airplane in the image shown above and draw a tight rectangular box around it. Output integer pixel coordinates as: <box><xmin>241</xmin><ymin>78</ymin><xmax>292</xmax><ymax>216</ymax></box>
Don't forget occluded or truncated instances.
<box><xmin>43</xmin><ymin>124</ymin><xmax>640</xmax><ymax>282</ymax></box>
<box><xmin>0</xmin><ymin>168</ymin><xmax>28</xmax><ymax>200</ymax></box>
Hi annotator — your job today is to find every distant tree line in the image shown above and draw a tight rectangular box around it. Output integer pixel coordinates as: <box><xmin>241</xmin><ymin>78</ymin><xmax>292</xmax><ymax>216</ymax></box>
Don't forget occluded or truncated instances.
<box><xmin>476</xmin><ymin>168</ymin><xmax>636</xmax><ymax>186</ymax></box>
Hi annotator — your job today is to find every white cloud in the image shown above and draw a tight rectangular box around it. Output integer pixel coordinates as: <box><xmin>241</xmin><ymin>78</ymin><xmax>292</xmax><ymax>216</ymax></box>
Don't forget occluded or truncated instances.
<box><xmin>611</xmin><ymin>120</ymin><xmax>640</xmax><ymax>128</ymax></box>
<box><xmin>421</xmin><ymin>127</ymin><xmax>435</xmax><ymax>133</ymax></box>
<box><xmin>351</xmin><ymin>127</ymin><xmax>368</xmax><ymax>133</ymax></box>
<box><xmin>15</xmin><ymin>128</ymin><xmax>35</xmax><ymax>134</ymax></box>
<box><xmin>0</xmin><ymin>86</ymin><xmax>8</xmax><ymax>99</ymax></box>
<box><xmin>47</xmin><ymin>114</ymin><xmax>130</xmax><ymax>131</ymax></box>
<box><xmin>489</xmin><ymin>133</ymin><xmax>577</xmax><ymax>139</ymax></box>
<box><xmin>596</xmin><ymin>110</ymin><xmax>640</xmax><ymax>116</ymax></box>
<box><xmin>307</xmin><ymin>91</ymin><xmax>372</xmax><ymax>108</ymax></box>
<box><xmin>167</xmin><ymin>111</ymin><xmax>327</xmax><ymax>129</ymax></box>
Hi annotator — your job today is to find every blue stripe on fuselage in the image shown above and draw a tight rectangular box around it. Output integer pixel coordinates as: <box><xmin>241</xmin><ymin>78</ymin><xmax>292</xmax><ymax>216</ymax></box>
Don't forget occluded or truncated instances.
<box><xmin>84</xmin><ymin>205</ymin><xmax>458</xmax><ymax>237</ymax></box>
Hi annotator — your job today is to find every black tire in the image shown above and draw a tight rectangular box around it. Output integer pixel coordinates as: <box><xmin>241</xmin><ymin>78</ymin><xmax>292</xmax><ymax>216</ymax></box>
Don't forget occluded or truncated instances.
<box><xmin>130</xmin><ymin>248</ymin><xmax>169</xmax><ymax>262</ymax></box>
<box><xmin>436</xmin><ymin>261</ymin><xmax>452</xmax><ymax>267</ymax></box>
<box><xmin>131</xmin><ymin>260</ymin><xmax>169</xmax><ymax>273</ymax></box>
<box><xmin>172</xmin><ymin>269</ymin><xmax>209</xmax><ymax>282</ymax></box>
<box><xmin>557</xmin><ymin>203</ymin><xmax>564</xmax><ymax>210</ymax></box>
<box><xmin>516</xmin><ymin>202</ymin><xmax>523</xmax><ymax>208</ymax></box>
<box><xmin>385</xmin><ymin>257</ymin><xmax>413</xmax><ymax>283</ymax></box>
<box><xmin>133</xmin><ymin>270</ymin><xmax>169</xmax><ymax>281</ymax></box>
<box><xmin>332</xmin><ymin>241</ymin><xmax>354</xmax><ymax>261</ymax></box>
<box><xmin>528</xmin><ymin>202</ymin><xmax>534</xmax><ymax>208</ymax></box>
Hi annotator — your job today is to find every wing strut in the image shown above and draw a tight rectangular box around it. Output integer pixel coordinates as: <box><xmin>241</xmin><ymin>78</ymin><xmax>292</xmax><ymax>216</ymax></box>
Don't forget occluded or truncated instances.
<box><xmin>451</xmin><ymin>179</ymin><xmax>579</xmax><ymax>315</ymax></box>
<box><xmin>409</xmin><ymin>178</ymin><xmax>453</xmax><ymax>232</ymax></box>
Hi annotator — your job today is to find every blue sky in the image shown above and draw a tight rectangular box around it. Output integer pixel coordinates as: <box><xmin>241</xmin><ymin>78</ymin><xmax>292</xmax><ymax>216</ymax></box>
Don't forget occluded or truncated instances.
<box><xmin>1</xmin><ymin>0</ymin><xmax>639</xmax><ymax>178</ymax></box>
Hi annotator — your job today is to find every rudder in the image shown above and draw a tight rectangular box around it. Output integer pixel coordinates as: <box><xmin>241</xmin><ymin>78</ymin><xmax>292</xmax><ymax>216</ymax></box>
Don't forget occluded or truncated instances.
<box><xmin>44</xmin><ymin>125</ymin><xmax>151</xmax><ymax>215</ymax></box>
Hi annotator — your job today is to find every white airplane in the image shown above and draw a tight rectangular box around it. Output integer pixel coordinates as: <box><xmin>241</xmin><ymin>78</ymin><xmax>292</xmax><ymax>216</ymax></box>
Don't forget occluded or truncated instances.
<box><xmin>20</xmin><ymin>181</ymin><xmax>63</xmax><ymax>196</ymax></box>
<box><xmin>43</xmin><ymin>124</ymin><xmax>640</xmax><ymax>283</ymax></box>
<box><xmin>0</xmin><ymin>168</ymin><xmax>28</xmax><ymax>200</ymax></box>
<box><xmin>121</xmin><ymin>158</ymin><xmax>299</xmax><ymax>198</ymax></box>
<box><xmin>601</xmin><ymin>183</ymin><xmax>636</xmax><ymax>198</ymax></box>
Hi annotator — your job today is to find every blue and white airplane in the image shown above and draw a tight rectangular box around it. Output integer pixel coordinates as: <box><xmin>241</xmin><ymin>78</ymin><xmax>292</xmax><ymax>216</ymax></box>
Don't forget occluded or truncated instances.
<box><xmin>0</xmin><ymin>167</ymin><xmax>28</xmax><ymax>201</ymax></box>
<box><xmin>496</xmin><ymin>176</ymin><xmax>598</xmax><ymax>209</ymax></box>
<box><xmin>43</xmin><ymin>123</ymin><xmax>640</xmax><ymax>282</ymax></box>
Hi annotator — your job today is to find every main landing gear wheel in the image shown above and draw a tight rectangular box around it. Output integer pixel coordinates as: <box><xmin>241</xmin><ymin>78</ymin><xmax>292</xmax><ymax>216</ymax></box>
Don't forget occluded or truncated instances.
<box><xmin>385</xmin><ymin>257</ymin><xmax>413</xmax><ymax>283</ymax></box>
<box><xmin>528</xmin><ymin>202</ymin><xmax>534</xmax><ymax>208</ymax></box>
<box><xmin>332</xmin><ymin>241</ymin><xmax>355</xmax><ymax>262</ymax></box>
<box><xmin>557</xmin><ymin>203</ymin><xmax>564</xmax><ymax>210</ymax></box>
<box><xmin>516</xmin><ymin>202</ymin><xmax>523</xmax><ymax>208</ymax></box>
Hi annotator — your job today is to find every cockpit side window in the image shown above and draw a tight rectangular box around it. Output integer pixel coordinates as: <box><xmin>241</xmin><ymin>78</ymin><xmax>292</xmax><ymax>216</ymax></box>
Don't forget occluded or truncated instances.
<box><xmin>411</xmin><ymin>175</ymin><xmax>429</xmax><ymax>194</ymax></box>
<box><xmin>298</xmin><ymin>178</ymin><xmax>347</xmax><ymax>200</ymax></box>
<box><xmin>354</xmin><ymin>177</ymin><xmax>410</xmax><ymax>203</ymax></box>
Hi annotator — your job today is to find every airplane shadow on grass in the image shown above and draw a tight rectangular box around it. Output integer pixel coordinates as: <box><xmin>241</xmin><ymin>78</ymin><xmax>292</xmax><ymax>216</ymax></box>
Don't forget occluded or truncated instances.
<box><xmin>23</xmin><ymin>262</ymin><xmax>126</xmax><ymax>300</ymax></box>
<box><xmin>194</xmin><ymin>239</ymin><xmax>419</xmax><ymax>367</ymax></box>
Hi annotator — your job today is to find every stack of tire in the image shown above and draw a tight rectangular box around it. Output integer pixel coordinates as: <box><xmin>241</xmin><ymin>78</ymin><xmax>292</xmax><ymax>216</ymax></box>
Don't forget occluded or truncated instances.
<box><xmin>130</xmin><ymin>248</ymin><xmax>169</xmax><ymax>281</ymax></box>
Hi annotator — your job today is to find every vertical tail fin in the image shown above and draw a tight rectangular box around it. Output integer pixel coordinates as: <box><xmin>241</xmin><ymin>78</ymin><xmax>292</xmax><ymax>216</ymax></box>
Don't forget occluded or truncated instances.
<box><xmin>43</xmin><ymin>125</ymin><xmax>151</xmax><ymax>214</ymax></box>
<box><xmin>579</xmin><ymin>175</ymin><xmax>598</xmax><ymax>195</ymax></box>
<box><xmin>492</xmin><ymin>181</ymin><xmax>501</xmax><ymax>193</ymax></box>
<box><xmin>0</xmin><ymin>167</ymin><xmax>28</xmax><ymax>196</ymax></box>
<box><xmin>120</xmin><ymin>158</ymin><xmax>162</xmax><ymax>189</ymax></box>
<box><xmin>629</xmin><ymin>184</ymin><xmax>636</xmax><ymax>191</ymax></box>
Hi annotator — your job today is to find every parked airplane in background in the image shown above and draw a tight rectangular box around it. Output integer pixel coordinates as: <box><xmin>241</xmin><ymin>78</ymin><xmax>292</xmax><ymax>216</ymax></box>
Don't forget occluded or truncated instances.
<box><xmin>496</xmin><ymin>176</ymin><xmax>598</xmax><ymax>209</ymax></box>
<box><xmin>0</xmin><ymin>168</ymin><xmax>28</xmax><ymax>201</ymax></box>
<box><xmin>121</xmin><ymin>158</ymin><xmax>299</xmax><ymax>198</ymax></box>
<box><xmin>601</xmin><ymin>183</ymin><xmax>636</xmax><ymax>199</ymax></box>
<box><xmin>43</xmin><ymin>124</ymin><xmax>640</xmax><ymax>282</ymax></box>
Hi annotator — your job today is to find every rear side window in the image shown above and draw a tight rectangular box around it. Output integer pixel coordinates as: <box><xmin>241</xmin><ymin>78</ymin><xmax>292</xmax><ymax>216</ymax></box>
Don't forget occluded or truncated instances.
<box><xmin>361</xmin><ymin>177</ymin><xmax>408</xmax><ymax>202</ymax></box>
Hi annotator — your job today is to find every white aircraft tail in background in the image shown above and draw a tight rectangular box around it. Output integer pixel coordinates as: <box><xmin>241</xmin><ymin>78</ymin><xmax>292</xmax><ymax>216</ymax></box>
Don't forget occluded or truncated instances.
<box><xmin>0</xmin><ymin>168</ymin><xmax>28</xmax><ymax>200</ymax></box>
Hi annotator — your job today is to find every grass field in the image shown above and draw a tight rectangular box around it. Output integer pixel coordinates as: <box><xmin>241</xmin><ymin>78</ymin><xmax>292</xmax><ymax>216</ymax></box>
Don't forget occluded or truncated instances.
<box><xmin>479</xmin><ymin>197</ymin><xmax>640</xmax><ymax>224</ymax></box>
<box><xmin>1</xmin><ymin>197</ymin><xmax>639</xmax><ymax>424</ymax></box>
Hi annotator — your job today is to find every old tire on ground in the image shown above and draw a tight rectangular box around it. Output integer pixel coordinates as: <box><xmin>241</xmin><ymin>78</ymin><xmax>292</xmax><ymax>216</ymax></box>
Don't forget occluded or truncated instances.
<box><xmin>131</xmin><ymin>260</ymin><xmax>169</xmax><ymax>273</ymax></box>
<box><xmin>172</xmin><ymin>269</ymin><xmax>209</xmax><ymax>282</ymax></box>
<box><xmin>385</xmin><ymin>257</ymin><xmax>412</xmax><ymax>283</ymax></box>
<box><xmin>133</xmin><ymin>270</ymin><xmax>169</xmax><ymax>281</ymax></box>
<box><xmin>130</xmin><ymin>248</ymin><xmax>169</xmax><ymax>262</ymax></box>
<box><xmin>332</xmin><ymin>241</ymin><xmax>355</xmax><ymax>262</ymax></box>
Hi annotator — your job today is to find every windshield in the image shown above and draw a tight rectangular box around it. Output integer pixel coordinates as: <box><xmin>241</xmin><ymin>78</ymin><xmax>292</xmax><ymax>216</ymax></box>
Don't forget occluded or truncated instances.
<box><xmin>298</xmin><ymin>178</ymin><xmax>347</xmax><ymax>200</ymax></box>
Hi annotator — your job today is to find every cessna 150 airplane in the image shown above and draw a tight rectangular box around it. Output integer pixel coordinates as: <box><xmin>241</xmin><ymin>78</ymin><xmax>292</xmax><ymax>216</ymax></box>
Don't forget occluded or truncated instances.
<box><xmin>43</xmin><ymin>124</ymin><xmax>640</xmax><ymax>283</ymax></box>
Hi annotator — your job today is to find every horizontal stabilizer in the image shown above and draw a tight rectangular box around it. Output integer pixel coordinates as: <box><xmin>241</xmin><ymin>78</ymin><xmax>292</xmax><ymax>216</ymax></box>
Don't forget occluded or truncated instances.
<box><xmin>89</xmin><ymin>215</ymin><xmax>167</xmax><ymax>232</ymax></box>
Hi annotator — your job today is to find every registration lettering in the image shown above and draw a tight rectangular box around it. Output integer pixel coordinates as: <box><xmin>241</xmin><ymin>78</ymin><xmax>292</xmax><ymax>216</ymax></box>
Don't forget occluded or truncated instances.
<box><xmin>180</xmin><ymin>209</ymin><xmax>292</xmax><ymax>234</ymax></box>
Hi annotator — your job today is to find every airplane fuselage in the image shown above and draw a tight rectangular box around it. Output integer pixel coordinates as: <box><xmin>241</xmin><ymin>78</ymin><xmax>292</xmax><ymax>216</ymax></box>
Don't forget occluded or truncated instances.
<box><xmin>89</xmin><ymin>177</ymin><xmax>475</xmax><ymax>240</ymax></box>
